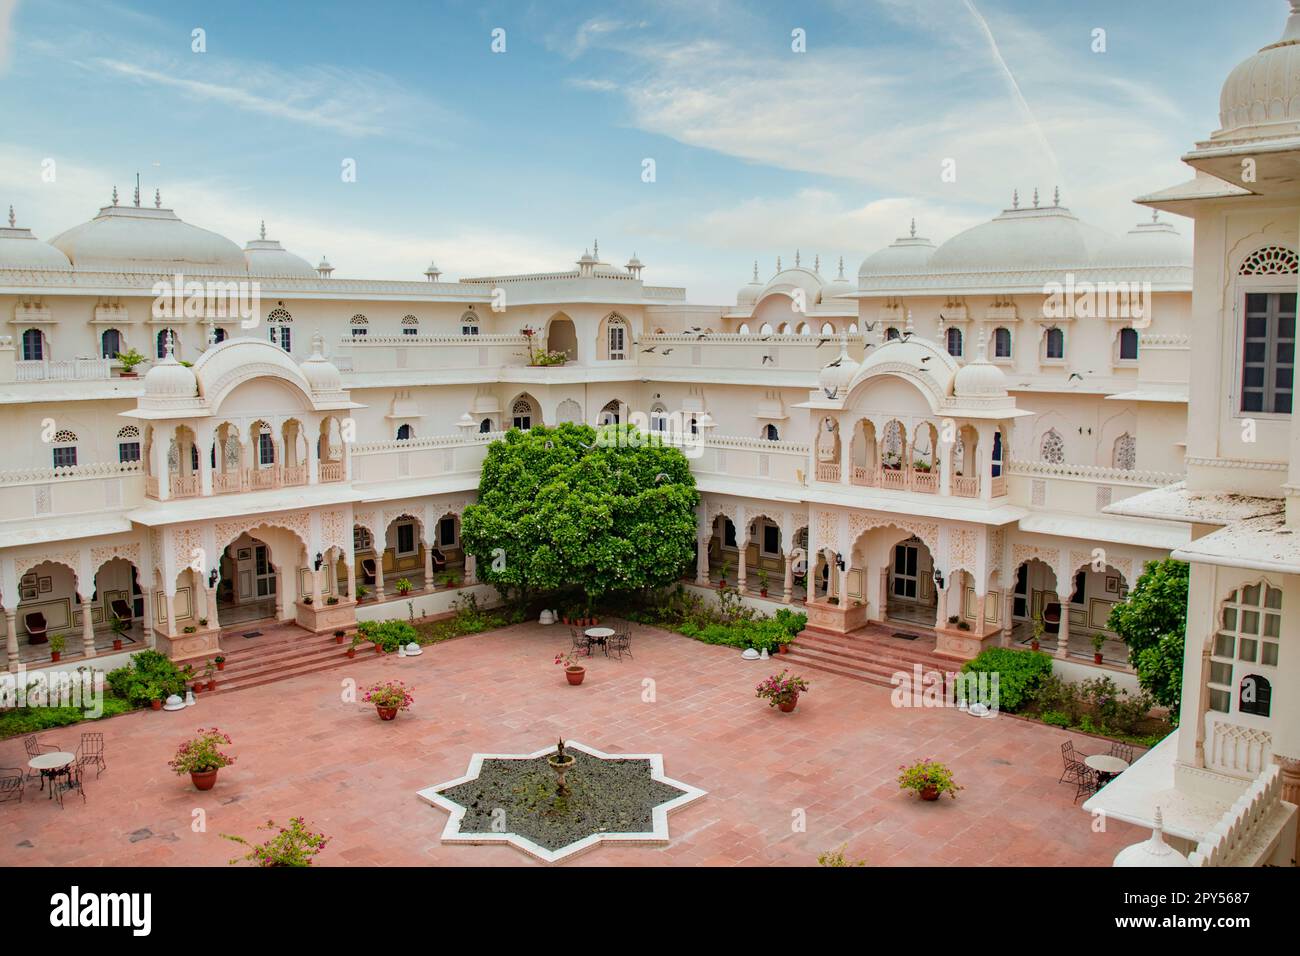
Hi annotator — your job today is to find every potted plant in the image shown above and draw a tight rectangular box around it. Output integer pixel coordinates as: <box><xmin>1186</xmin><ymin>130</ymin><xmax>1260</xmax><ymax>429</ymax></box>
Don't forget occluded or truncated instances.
<box><xmin>898</xmin><ymin>759</ymin><xmax>962</xmax><ymax>801</ymax></box>
<box><xmin>214</xmin><ymin>655</ymin><xmax>226</xmax><ymax>672</ymax></box>
<box><xmin>48</xmin><ymin>632</ymin><xmax>65</xmax><ymax>662</ymax></box>
<box><xmin>168</xmin><ymin>727</ymin><xmax>236</xmax><ymax>791</ymax></box>
<box><xmin>555</xmin><ymin>650</ymin><xmax>586</xmax><ymax>685</ymax></box>
<box><xmin>347</xmin><ymin>634</ymin><xmax>362</xmax><ymax>658</ymax></box>
<box><xmin>149</xmin><ymin>685</ymin><xmax>164</xmax><ymax>711</ymax></box>
<box><xmin>355</xmin><ymin>584</ymin><xmax>369</xmax><ymax>602</ymax></box>
<box><xmin>326</xmin><ymin>596</ymin><xmax>339</xmax><ymax>605</ymax></box>
<box><xmin>1030</xmin><ymin>612</ymin><xmax>1045</xmax><ymax>652</ymax></box>
<box><xmin>442</xmin><ymin>572</ymin><xmax>460</xmax><ymax>589</ymax></box>
<box><xmin>183</xmin><ymin>625</ymin><xmax>197</xmax><ymax>634</ymax></box>
<box><xmin>718</xmin><ymin>559</ymin><xmax>732</xmax><ymax>589</ymax></box>
<box><xmin>115</xmin><ymin>347</ymin><xmax>146</xmax><ymax>378</ymax></box>
<box><xmin>756</xmin><ymin>670</ymin><xmax>810</xmax><ymax>713</ymax></box>
<box><xmin>110</xmin><ymin>614</ymin><xmax>128</xmax><ymax>650</ymax></box>
<box><xmin>956</xmin><ymin>619</ymin><xmax>971</xmax><ymax>631</ymax></box>
<box><xmin>362</xmin><ymin>679</ymin><xmax>413</xmax><ymax>721</ymax></box>
<box><xmin>199</xmin><ymin>617</ymin><xmax>208</xmax><ymax>627</ymax></box>
<box><xmin>757</xmin><ymin>568</ymin><xmax>770</xmax><ymax>598</ymax></box>
<box><xmin>394</xmin><ymin>577</ymin><xmax>413</xmax><ymax>596</ymax></box>
<box><xmin>302</xmin><ymin>595</ymin><xmax>313</xmax><ymax>605</ymax></box>
<box><xmin>1092</xmin><ymin>633</ymin><xmax>1107</xmax><ymax>665</ymax></box>
<box><xmin>204</xmin><ymin>660</ymin><xmax>217</xmax><ymax>690</ymax></box>
<box><xmin>334</xmin><ymin>629</ymin><xmax>347</xmax><ymax>645</ymax></box>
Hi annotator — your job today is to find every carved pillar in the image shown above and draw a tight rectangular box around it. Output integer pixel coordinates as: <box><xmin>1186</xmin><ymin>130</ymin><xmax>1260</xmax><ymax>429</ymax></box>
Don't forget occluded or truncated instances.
<box><xmin>373</xmin><ymin>555</ymin><xmax>385</xmax><ymax>599</ymax></box>
<box><xmin>345</xmin><ymin>558</ymin><xmax>357</xmax><ymax>600</ymax></box>
<box><xmin>142</xmin><ymin>587</ymin><xmax>155</xmax><ymax>647</ymax></box>
<box><xmin>1055</xmin><ymin>599</ymin><xmax>1071</xmax><ymax>658</ymax></box>
<box><xmin>274</xmin><ymin>569</ymin><xmax>288</xmax><ymax>619</ymax></box>
<box><xmin>164</xmin><ymin>591</ymin><xmax>177</xmax><ymax>638</ymax></box>
<box><xmin>1194</xmin><ymin>644</ymin><xmax>1212</xmax><ymax>768</ymax></box>
<box><xmin>737</xmin><ymin>540</ymin><xmax>748</xmax><ymax>592</ymax></box>
<box><xmin>423</xmin><ymin>544</ymin><xmax>436</xmax><ymax>591</ymax></box>
<box><xmin>936</xmin><ymin>578</ymin><xmax>948</xmax><ymax>625</ymax></box>
<box><xmin>464</xmin><ymin>552</ymin><xmax>477</xmax><ymax>585</ymax></box>
<box><xmin>207</xmin><ymin>586</ymin><xmax>220</xmax><ymax>629</ymax></box>
<box><xmin>695</xmin><ymin>534</ymin><xmax>711</xmax><ymax>586</ymax></box>
<box><xmin>4</xmin><ymin>608</ymin><xmax>18</xmax><ymax>668</ymax></box>
<box><xmin>783</xmin><ymin>552</ymin><xmax>794</xmax><ymax>603</ymax></box>
<box><xmin>838</xmin><ymin>557</ymin><xmax>850</xmax><ymax>606</ymax></box>
<box><xmin>839</xmin><ymin>424</ymin><xmax>851</xmax><ymax>484</ymax></box>
<box><xmin>1002</xmin><ymin>588</ymin><xmax>1014</xmax><ymax>646</ymax></box>
<box><xmin>76</xmin><ymin>592</ymin><xmax>95</xmax><ymax>658</ymax></box>
<box><xmin>975</xmin><ymin>591</ymin><xmax>987</xmax><ymax>636</ymax></box>
<box><xmin>940</xmin><ymin>438</ymin><xmax>954</xmax><ymax>496</ymax></box>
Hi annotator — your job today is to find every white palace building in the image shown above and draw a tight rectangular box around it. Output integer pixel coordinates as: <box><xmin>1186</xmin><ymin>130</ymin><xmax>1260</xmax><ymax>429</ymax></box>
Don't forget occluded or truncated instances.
<box><xmin>1</xmin><ymin>2</ymin><xmax>1298</xmax><ymax>867</ymax></box>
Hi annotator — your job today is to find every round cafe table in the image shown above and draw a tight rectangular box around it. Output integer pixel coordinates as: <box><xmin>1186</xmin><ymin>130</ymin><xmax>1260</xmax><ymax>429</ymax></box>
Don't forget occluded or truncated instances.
<box><xmin>27</xmin><ymin>752</ymin><xmax>75</xmax><ymax>799</ymax></box>
<box><xmin>585</xmin><ymin>627</ymin><xmax>614</xmax><ymax>655</ymax></box>
<box><xmin>1084</xmin><ymin>753</ymin><xmax>1129</xmax><ymax>786</ymax></box>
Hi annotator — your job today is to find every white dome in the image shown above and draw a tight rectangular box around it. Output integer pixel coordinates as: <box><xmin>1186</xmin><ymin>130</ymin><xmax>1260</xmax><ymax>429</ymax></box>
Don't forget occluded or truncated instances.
<box><xmin>1215</xmin><ymin>2</ymin><xmax>1300</xmax><ymax>142</ymax></box>
<box><xmin>1094</xmin><ymin>216</ymin><xmax>1190</xmax><ymax>268</ymax></box>
<box><xmin>821</xmin><ymin>257</ymin><xmax>855</xmax><ymax>300</ymax></box>
<box><xmin>847</xmin><ymin>332</ymin><xmax>959</xmax><ymax>399</ymax></box>
<box><xmin>953</xmin><ymin>332</ymin><xmax>1008</xmax><ymax>398</ymax></box>
<box><xmin>759</xmin><ymin>266</ymin><xmax>825</xmax><ymax>306</ymax></box>
<box><xmin>300</xmin><ymin>331</ymin><xmax>342</xmax><ymax>392</ymax></box>
<box><xmin>818</xmin><ymin>341</ymin><xmax>861</xmax><ymax>398</ymax></box>
<box><xmin>737</xmin><ymin>261</ymin><xmax>764</xmax><ymax>308</ymax></box>
<box><xmin>858</xmin><ymin>223</ymin><xmax>936</xmax><ymax>277</ymax></box>
<box><xmin>191</xmin><ymin>337</ymin><xmax>313</xmax><ymax>403</ymax></box>
<box><xmin>244</xmin><ymin>234</ymin><xmax>317</xmax><ymax>278</ymax></box>
<box><xmin>1113</xmin><ymin>809</ymin><xmax>1192</xmax><ymax>868</ymax></box>
<box><xmin>49</xmin><ymin>202</ymin><xmax>248</xmax><ymax>275</ymax></box>
<box><xmin>143</xmin><ymin>338</ymin><xmax>198</xmax><ymax>399</ymax></box>
<box><xmin>928</xmin><ymin>201</ymin><xmax>1114</xmax><ymax>272</ymax></box>
<box><xmin>0</xmin><ymin>210</ymin><xmax>72</xmax><ymax>270</ymax></box>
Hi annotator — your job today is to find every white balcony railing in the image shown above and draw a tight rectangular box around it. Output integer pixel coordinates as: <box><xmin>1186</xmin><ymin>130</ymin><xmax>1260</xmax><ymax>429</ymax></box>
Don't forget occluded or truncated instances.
<box><xmin>15</xmin><ymin>357</ymin><xmax>113</xmax><ymax>382</ymax></box>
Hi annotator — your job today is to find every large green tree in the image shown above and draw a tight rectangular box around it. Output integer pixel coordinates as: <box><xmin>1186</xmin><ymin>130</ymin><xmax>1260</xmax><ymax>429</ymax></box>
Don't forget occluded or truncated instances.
<box><xmin>461</xmin><ymin>422</ymin><xmax>700</xmax><ymax>604</ymax></box>
<box><xmin>1106</xmin><ymin>558</ymin><xmax>1190</xmax><ymax>714</ymax></box>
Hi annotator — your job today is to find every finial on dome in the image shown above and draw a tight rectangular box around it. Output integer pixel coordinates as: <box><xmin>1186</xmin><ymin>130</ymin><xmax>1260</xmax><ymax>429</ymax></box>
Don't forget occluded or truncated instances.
<box><xmin>154</xmin><ymin>188</ymin><xmax>161</xmax><ymax>208</ymax></box>
<box><xmin>910</xmin><ymin>217</ymin><xmax>917</xmax><ymax>238</ymax></box>
<box><xmin>311</xmin><ymin>328</ymin><xmax>325</xmax><ymax>356</ymax></box>
<box><xmin>904</xmin><ymin>310</ymin><xmax>914</xmax><ymax>334</ymax></box>
<box><xmin>777</xmin><ymin>255</ymin><xmax>782</xmax><ymax>271</ymax></box>
<box><xmin>1012</xmin><ymin>189</ymin><xmax>1019</xmax><ymax>209</ymax></box>
<box><xmin>133</xmin><ymin>173</ymin><xmax>141</xmax><ymax>208</ymax></box>
<box><xmin>593</xmin><ymin>238</ymin><xmax>599</xmax><ymax>259</ymax></box>
<box><xmin>1032</xmin><ymin>187</ymin><xmax>1040</xmax><ymax>208</ymax></box>
<box><xmin>752</xmin><ymin>260</ymin><xmax>759</xmax><ymax>281</ymax></box>
<box><xmin>6</xmin><ymin>205</ymin><xmax>13</xmax><ymax>228</ymax></box>
<box><xmin>837</xmin><ymin>256</ymin><xmax>845</xmax><ymax>279</ymax></box>
<box><xmin>976</xmin><ymin>326</ymin><xmax>988</xmax><ymax>361</ymax></box>
<box><xmin>163</xmin><ymin>329</ymin><xmax>176</xmax><ymax>359</ymax></box>
<box><xmin>259</xmin><ymin>220</ymin><xmax>266</xmax><ymax>240</ymax></box>
<box><xmin>111</xmin><ymin>186</ymin><xmax>119</xmax><ymax>206</ymax></box>
<box><xmin>814</xmin><ymin>253</ymin><xmax>820</xmax><ymax>272</ymax></box>
<box><xmin>1053</xmin><ymin>185</ymin><xmax>1060</xmax><ymax>206</ymax></box>
<box><xmin>795</xmin><ymin>249</ymin><xmax>801</xmax><ymax>267</ymax></box>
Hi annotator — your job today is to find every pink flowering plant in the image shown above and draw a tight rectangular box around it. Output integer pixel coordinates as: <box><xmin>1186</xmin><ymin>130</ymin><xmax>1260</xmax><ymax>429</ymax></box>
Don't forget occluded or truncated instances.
<box><xmin>223</xmin><ymin>817</ymin><xmax>330</xmax><ymax>867</ymax></box>
<box><xmin>362</xmin><ymin>679</ymin><xmax>414</xmax><ymax>710</ymax></box>
<box><xmin>897</xmin><ymin>759</ymin><xmax>963</xmax><ymax>798</ymax></box>
<box><xmin>755</xmin><ymin>671</ymin><xmax>810</xmax><ymax>708</ymax></box>
<box><xmin>554</xmin><ymin>650</ymin><xmax>585</xmax><ymax>670</ymax></box>
<box><xmin>167</xmin><ymin>727</ymin><xmax>235</xmax><ymax>775</ymax></box>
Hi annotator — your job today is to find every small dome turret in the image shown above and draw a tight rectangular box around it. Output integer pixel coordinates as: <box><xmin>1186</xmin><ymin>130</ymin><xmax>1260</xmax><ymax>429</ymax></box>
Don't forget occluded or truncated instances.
<box><xmin>737</xmin><ymin>260</ymin><xmax>764</xmax><ymax>308</ymax></box>
<box><xmin>818</xmin><ymin>338</ymin><xmax>861</xmax><ymax>399</ymax></box>
<box><xmin>1113</xmin><ymin>809</ymin><xmax>1192</xmax><ymax>868</ymax></box>
<box><xmin>953</xmin><ymin>329</ymin><xmax>1009</xmax><ymax>398</ymax></box>
<box><xmin>143</xmin><ymin>332</ymin><xmax>198</xmax><ymax>399</ymax></box>
<box><xmin>300</xmin><ymin>330</ymin><xmax>342</xmax><ymax>392</ymax></box>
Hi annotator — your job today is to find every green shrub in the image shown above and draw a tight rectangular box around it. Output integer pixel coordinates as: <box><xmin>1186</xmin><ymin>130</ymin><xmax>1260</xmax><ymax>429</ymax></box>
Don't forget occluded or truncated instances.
<box><xmin>1039</xmin><ymin>710</ymin><xmax>1071</xmax><ymax>728</ymax></box>
<box><xmin>959</xmin><ymin>647</ymin><xmax>1053</xmax><ymax>712</ymax></box>
<box><xmin>0</xmin><ymin>694</ymin><xmax>133</xmax><ymax>739</ymax></box>
<box><xmin>356</xmin><ymin>619</ymin><xmax>419</xmax><ymax>652</ymax></box>
<box><xmin>105</xmin><ymin>649</ymin><xmax>187</xmax><ymax>706</ymax></box>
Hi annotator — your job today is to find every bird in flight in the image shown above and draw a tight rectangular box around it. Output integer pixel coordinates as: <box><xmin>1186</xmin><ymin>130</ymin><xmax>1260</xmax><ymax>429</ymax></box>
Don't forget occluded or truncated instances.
<box><xmin>817</xmin><ymin>337</ymin><xmax>831</xmax><ymax>348</ymax></box>
<box><xmin>642</xmin><ymin>346</ymin><xmax>656</xmax><ymax>353</ymax></box>
<box><xmin>761</xmin><ymin>355</ymin><xmax>773</xmax><ymax>364</ymax></box>
<box><xmin>662</xmin><ymin>347</ymin><xmax>674</xmax><ymax>355</ymax></box>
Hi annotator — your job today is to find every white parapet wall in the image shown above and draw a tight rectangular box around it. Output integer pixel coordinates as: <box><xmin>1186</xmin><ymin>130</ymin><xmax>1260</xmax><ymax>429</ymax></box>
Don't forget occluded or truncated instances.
<box><xmin>1188</xmin><ymin>764</ymin><xmax>1298</xmax><ymax>867</ymax></box>
<box><xmin>355</xmin><ymin>583</ymin><xmax>501</xmax><ymax>624</ymax></box>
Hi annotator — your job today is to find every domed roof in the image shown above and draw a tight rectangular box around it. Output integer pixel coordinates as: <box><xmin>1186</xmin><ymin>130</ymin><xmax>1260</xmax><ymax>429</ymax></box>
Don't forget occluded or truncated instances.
<box><xmin>818</xmin><ymin>340</ymin><xmax>861</xmax><ymax>398</ymax></box>
<box><xmin>49</xmin><ymin>197</ymin><xmax>248</xmax><ymax>275</ymax></box>
<box><xmin>244</xmin><ymin>223</ymin><xmax>317</xmax><ymax>278</ymax></box>
<box><xmin>928</xmin><ymin>196</ymin><xmax>1114</xmax><ymax>272</ymax></box>
<box><xmin>846</xmin><ymin>325</ymin><xmax>959</xmax><ymax>401</ymax></box>
<box><xmin>858</xmin><ymin>220</ymin><xmax>936</xmax><ymax>277</ymax></box>
<box><xmin>1215</xmin><ymin>2</ymin><xmax>1300</xmax><ymax>143</ymax></box>
<box><xmin>300</xmin><ymin>331</ymin><xmax>343</xmax><ymax>392</ymax></box>
<box><xmin>953</xmin><ymin>330</ymin><xmax>1008</xmax><ymax>398</ymax></box>
<box><xmin>1113</xmin><ymin>809</ymin><xmax>1192</xmax><ymax>868</ymax></box>
<box><xmin>759</xmin><ymin>262</ymin><xmax>825</xmax><ymax>305</ymax></box>
<box><xmin>191</xmin><ymin>336</ymin><xmax>314</xmax><ymax>404</ymax></box>
<box><xmin>737</xmin><ymin>261</ymin><xmax>765</xmax><ymax>308</ymax></box>
<box><xmin>1094</xmin><ymin>214</ymin><xmax>1190</xmax><ymax>267</ymax></box>
<box><xmin>0</xmin><ymin>207</ymin><xmax>72</xmax><ymax>270</ymax></box>
<box><xmin>143</xmin><ymin>333</ymin><xmax>198</xmax><ymax>399</ymax></box>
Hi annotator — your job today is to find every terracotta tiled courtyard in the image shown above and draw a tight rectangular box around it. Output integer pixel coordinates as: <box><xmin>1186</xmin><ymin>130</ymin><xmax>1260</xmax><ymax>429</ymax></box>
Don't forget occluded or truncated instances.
<box><xmin>0</xmin><ymin>622</ymin><xmax>1142</xmax><ymax>866</ymax></box>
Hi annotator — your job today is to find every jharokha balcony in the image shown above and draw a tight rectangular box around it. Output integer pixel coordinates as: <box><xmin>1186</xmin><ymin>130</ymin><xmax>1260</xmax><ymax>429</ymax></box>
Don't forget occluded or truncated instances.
<box><xmin>837</xmin><ymin>461</ymin><xmax>992</xmax><ymax>498</ymax></box>
<box><xmin>145</xmin><ymin>460</ymin><xmax>345</xmax><ymax>500</ymax></box>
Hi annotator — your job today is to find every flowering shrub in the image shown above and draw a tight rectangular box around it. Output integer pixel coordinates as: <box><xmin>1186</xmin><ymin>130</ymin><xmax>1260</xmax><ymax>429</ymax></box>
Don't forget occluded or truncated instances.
<box><xmin>755</xmin><ymin>671</ymin><xmax>810</xmax><ymax>708</ymax></box>
<box><xmin>897</xmin><ymin>759</ymin><xmax>962</xmax><ymax>798</ymax></box>
<box><xmin>168</xmin><ymin>727</ymin><xmax>236</xmax><ymax>775</ymax></box>
<box><xmin>224</xmin><ymin>817</ymin><xmax>330</xmax><ymax>867</ymax></box>
<box><xmin>554</xmin><ymin>650</ymin><xmax>585</xmax><ymax>670</ymax></box>
<box><xmin>362</xmin><ymin>679</ymin><xmax>414</xmax><ymax>710</ymax></box>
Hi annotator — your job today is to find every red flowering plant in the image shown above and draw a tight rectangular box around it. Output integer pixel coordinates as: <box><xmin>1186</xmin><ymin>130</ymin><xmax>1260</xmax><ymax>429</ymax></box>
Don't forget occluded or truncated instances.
<box><xmin>755</xmin><ymin>671</ymin><xmax>810</xmax><ymax>708</ymax></box>
<box><xmin>554</xmin><ymin>650</ymin><xmax>585</xmax><ymax>671</ymax></box>
<box><xmin>897</xmin><ymin>759</ymin><xmax>962</xmax><ymax>799</ymax></box>
<box><xmin>362</xmin><ymin>679</ymin><xmax>414</xmax><ymax>710</ymax></box>
<box><xmin>223</xmin><ymin>817</ymin><xmax>330</xmax><ymax>867</ymax></box>
<box><xmin>167</xmin><ymin>727</ymin><xmax>235</xmax><ymax>775</ymax></box>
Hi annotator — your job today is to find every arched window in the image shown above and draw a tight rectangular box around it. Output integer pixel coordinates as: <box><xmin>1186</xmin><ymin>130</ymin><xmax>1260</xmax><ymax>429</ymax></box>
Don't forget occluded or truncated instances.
<box><xmin>1044</xmin><ymin>326</ymin><xmax>1065</xmax><ymax>360</ymax></box>
<box><xmin>256</xmin><ymin>423</ymin><xmax>275</xmax><ymax>466</ymax></box>
<box><xmin>396</xmin><ymin>424</ymin><xmax>414</xmax><ymax>441</ymax></box>
<box><xmin>798</xmin><ymin>323</ymin><xmax>812</xmax><ymax>336</ymax></box>
<box><xmin>598</xmin><ymin>400</ymin><xmax>622</xmax><ymax>426</ymax></box>
<box><xmin>759</xmin><ymin>322</ymin><xmax>774</xmax><ymax>335</ymax></box>
<box><xmin>401</xmin><ymin>314</ymin><xmax>419</xmax><ymax>336</ymax></box>
<box><xmin>778</xmin><ymin>322</ymin><xmax>792</xmax><ymax>335</ymax></box>
<box><xmin>885</xmin><ymin>326</ymin><xmax>900</xmax><ymax>341</ymax></box>
<box><xmin>650</xmin><ymin>404</ymin><xmax>668</xmax><ymax>432</ymax></box>
<box><xmin>738</xmin><ymin>323</ymin><xmax>751</xmax><ymax>335</ymax></box>
<box><xmin>1112</xmin><ymin>433</ymin><xmax>1136</xmax><ymax>470</ymax></box>
<box><xmin>1210</xmin><ymin>582</ymin><xmax>1281</xmax><ymax>714</ymax></box>
<box><xmin>479</xmin><ymin>418</ymin><xmax>492</xmax><ymax>433</ymax></box>
<box><xmin>20</xmin><ymin>328</ymin><xmax>45</xmax><ymax>361</ymax></box>
<box><xmin>1117</xmin><ymin>327</ymin><xmax>1139</xmax><ymax>361</ymax></box>
<box><xmin>763</xmin><ymin>423</ymin><xmax>780</xmax><ymax>441</ymax></box>
<box><xmin>350</xmin><ymin>314</ymin><xmax>368</xmax><ymax>337</ymax></box>
<box><xmin>156</xmin><ymin>329</ymin><xmax>178</xmax><ymax>358</ymax></box>
<box><xmin>101</xmin><ymin>328</ymin><xmax>123</xmax><ymax>360</ymax></box>
<box><xmin>461</xmin><ymin>312</ymin><xmax>479</xmax><ymax>336</ymax></box>
<box><xmin>946</xmin><ymin>326</ymin><xmax>963</xmax><ymax>357</ymax></box>
<box><xmin>993</xmin><ymin>327</ymin><xmax>1012</xmax><ymax>359</ymax></box>
<box><xmin>991</xmin><ymin>430</ymin><xmax>1003</xmax><ymax>478</ymax></box>
<box><xmin>52</xmin><ymin>429</ymin><xmax>77</xmax><ymax>469</ymax></box>
<box><xmin>1239</xmin><ymin>675</ymin><xmax>1272</xmax><ymax>717</ymax></box>
<box><xmin>1041</xmin><ymin>429</ymin><xmax>1065</xmax><ymax>464</ymax></box>
<box><xmin>512</xmin><ymin>399</ymin><xmax>533</xmax><ymax>430</ymax></box>
<box><xmin>267</xmin><ymin>310</ymin><xmax>292</xmax><ymax>352</ymax></box>
<box><xmin>213</xmin><ymin>327</ymin><xmax>228</xmax><ymax>343</ymax></box>
<box><xmin>1238</xmin><ymin>246</ymin><xmax>1299</xmax><ymax>276</ymax></box>
<box><xmin>848</xmin><ymin>322</ymin><xmax>859</xmax><ymax>334</ymax></box>
<box><xmin>117</xmin><ymin>425</ymin><xmax>141</xmax><ymax>463</ymax></box>
<box><xmin>267</xmin><ymin>307</ymin><xmax>292</xmax><ymax>322</ymax></box>
<box><xmin>820</xmin><ymin>322</ymin><xmax>835</xmax><ymax>335</ymax></box>
<box><xmin>606</xmin><ymin>315</ymin><xmax>628</xmax><ymax>360</ymax></box>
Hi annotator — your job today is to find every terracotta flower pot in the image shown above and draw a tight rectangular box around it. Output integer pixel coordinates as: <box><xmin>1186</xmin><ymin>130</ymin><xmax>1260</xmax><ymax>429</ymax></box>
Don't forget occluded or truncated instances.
<box><xmin>1031</xmin><ymin>640</ymin><xmax>1040</xmax><ymax>652</ymax></box>
<box><xmin>346</xmin><ymin>648</ymin><xmax>356</xmax><ymax>658</ymax></box>
<box><xmin>374</xmin><ymin>643</ymin><xmax>383</xmax><ymax>654</ymax></box>
<box><xmin>376</xmin><ymin>705</ymin><xmax>398</xmax><ymax>721</ymax></box>
<box><xmin>760</xmin><ymin>588</ymin><xmax>768</xmax><ymax>597</ymax></box>
<box><xmin>919</xmin><ymin>785</ymin><xmax>940</xmax><ymax>802</ymax></box>
<box><xmin>113</xmin><ymin>639</ymin><xmax>123</xmax><ymax>651</ymax></box>
<box><xmin>1094</xmin><ymin>652</ymin><xmax>1104</xmax><ymax>664</ymax></box>
<box><xmin>216</xmin><ymin>661</ymin><xmax>225</xmax><ymax>671</ymax></box>
<box><xmin>778</xmin><ymin>693</ymin><xmax>798</xmax><ymax>713</ymax></box>
<box><xmin>208</xmin><ymin>680</ymin><xmax>218</xmax><ymax>691</ymax></box>
<box><xmin>335</xmin><ymin>634</ymin><xmax>345</xmax><ymax>644</ymax></box>
<box><xmin>718</xmin><ymin>580</ymin><xmax>726</xmax><ymax>589</ymax></box>
<box><xmin>150</xmin><ymin>699</ymin><xmax>162</xmax><ymax>711</ymax></box>
<box><xmin>191</xmin><ymin>769</ymin><xmax>219</xmax><ymax>791</ymax></box>
<box><xmin>779</xmin><ymin>643</ymin><xmax>790</xmax><ymax>655</ymax></box>
<box><xmin>50</xmin><ymin>651</ymin><xmax>61</xmax><ymax>662</ymax></box>
<box><xmin>565</xmin><ymin>666</ymin><xmax>586</xmax><ymax>686</ymax></box>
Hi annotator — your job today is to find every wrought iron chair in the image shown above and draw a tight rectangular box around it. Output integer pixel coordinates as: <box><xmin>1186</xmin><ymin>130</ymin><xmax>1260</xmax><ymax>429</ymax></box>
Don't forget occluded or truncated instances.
<box><xmin>75</xmin><ymin>732</ymin><xmax>106</xmax><ymax>779</ymax></box>
<box><xmin>570</xmin><ymin>626</ymin><xmax>591</xmax><ymax>656</ymax></box>
<box><xmin>54</xmin><ymin>764</ymin><xmax>85</xmax><ymax>808</ymax></box>
<box><xmin>0</xmin><ymin>767</ymin><xmax>23</xmax><ymax>804</ymax></box>
<box><xmin>1058</xmin><ymin>741</ymin><xmax>1088</xmax><ymax>785</ymax></box>
<box><xmin>1108</xmin><ymin>742</ymin><xmax>1135</xmax><ymax>765</ymax></box>
<box><xmin>607</xmin><ymin>626</ymin><xmax>632</xmax><ymax>661</ymax></box>
<box><xmin>1073</xmin><ymin>764</ymin><xmax>1101</xmax><ymax>803</ymax></box>
<box><xmin>23</xmin><ymin>734</ymin><xmax>62</xmax><ymax>787</ymax></box>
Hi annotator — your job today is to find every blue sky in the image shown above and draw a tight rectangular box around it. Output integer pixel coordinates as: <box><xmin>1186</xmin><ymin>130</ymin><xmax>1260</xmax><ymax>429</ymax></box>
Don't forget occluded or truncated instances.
<box><xmin>0</xmin><ymin>0</ymin><xmax>1281</xmax><ymax>301</ymax></box>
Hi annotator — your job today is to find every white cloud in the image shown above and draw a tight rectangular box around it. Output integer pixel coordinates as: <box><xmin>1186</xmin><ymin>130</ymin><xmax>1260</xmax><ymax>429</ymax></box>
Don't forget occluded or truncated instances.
<box><xmin>0</xmin><ymin>0</ymin><xmax>18</xmax><ymax>73</ymax></box>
